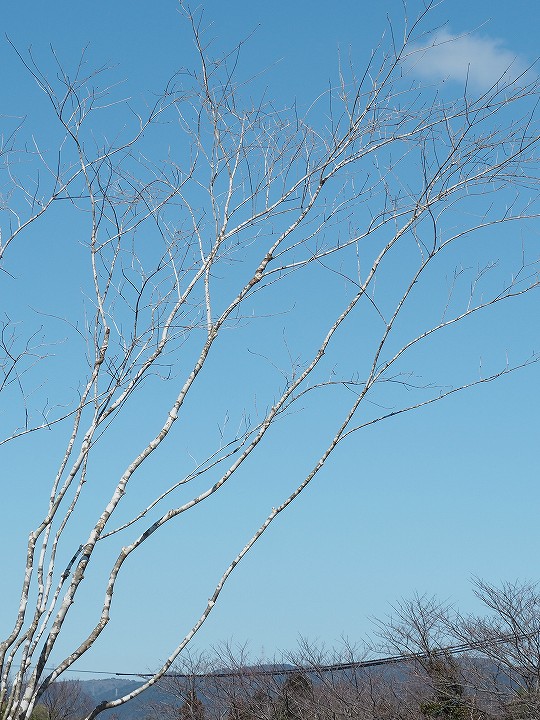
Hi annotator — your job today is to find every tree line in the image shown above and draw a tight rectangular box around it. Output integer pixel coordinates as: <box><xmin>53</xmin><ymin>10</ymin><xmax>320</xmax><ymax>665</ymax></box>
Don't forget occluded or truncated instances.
<box><xmin>153</xmin><ymin>579</ymin><xmax>540</xmax><ymax>720</ymax></box>
<box><xmin>11</xmin><ymin>578</ymin><xmax>540</xmax><ymax>720</ymax></box>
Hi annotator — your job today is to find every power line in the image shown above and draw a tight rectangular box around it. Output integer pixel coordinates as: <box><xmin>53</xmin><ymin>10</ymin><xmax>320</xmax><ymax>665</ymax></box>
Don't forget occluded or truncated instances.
<box><xmin>138</xmin><ymin>633</ymin><xmax>534</xmax><ymax>679</ymax></box>
<box><xmin>46</xmin><ymin>629</ymin><xmax>539</xmax><ymax>680</ymax></box>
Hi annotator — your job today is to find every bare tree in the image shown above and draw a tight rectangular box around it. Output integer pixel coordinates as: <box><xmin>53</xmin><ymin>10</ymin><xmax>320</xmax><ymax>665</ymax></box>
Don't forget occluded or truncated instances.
<box><xmin>281</xmin><ymin>641</ymin><xmax>404</xmax><ymax>720</ymax></box>
<box><xmin>153</xmin><ymin>646</ymin><xmax>280</xmax><ymax>720</ymax></box>
<box><xmin>37</xmin><ymin>681</ymin><xmax>93</xmax><ymax>720</ymax></box>
<box><xmin>372</xmin><ymin>595</ymin><xmax>474</xmax><ymax>718</ymax></box>
<box><xmin>1</xmin><ymin>3</ymin><xmax>540</xmax><ymax>719</ymax></box>
<box><xmin>153</xmin><ymin>610</ymin><xmax>540</xmax><ymax>720</ymax></box>
<box><xmin>453</xmin><ymin>580</ymin><xmax>540</xmax><ymax>719</ymax></box>
<box><xmin>371</xmin><ymin>582</ymin><xmax>540</xmax><ymax>719</ymax></box>
<box><xmin>152</xmin><ymin>651</ymin><xmax>217</xmax><ymax>720</ymax></box>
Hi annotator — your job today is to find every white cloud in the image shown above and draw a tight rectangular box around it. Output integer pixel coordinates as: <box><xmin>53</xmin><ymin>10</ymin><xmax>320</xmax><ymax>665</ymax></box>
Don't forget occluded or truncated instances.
<box><xmin>406</xmin><ymin>29</ymin><xmax>531</xmax><ymax>92</ymax></box>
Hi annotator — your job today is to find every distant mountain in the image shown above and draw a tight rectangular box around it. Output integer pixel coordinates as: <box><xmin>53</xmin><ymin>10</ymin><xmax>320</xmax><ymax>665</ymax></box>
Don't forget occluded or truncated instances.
<box><xmin>79</xmin><ymin>665</ymin><xmax>297</xmax><ymax>719</ymax></box>
<box><xmin>76</xmin><ymin>658</ymin><xmax>507</xmax><ymax>720</ymax></box>
<box><xmin>81</xmin><ymin>677</ymin><xmax>174</xmax><ymax>720</ymax></box>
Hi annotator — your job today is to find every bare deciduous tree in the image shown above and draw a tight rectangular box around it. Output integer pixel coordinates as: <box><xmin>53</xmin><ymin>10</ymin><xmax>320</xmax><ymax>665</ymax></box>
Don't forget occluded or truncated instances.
<box><xmin>371</xmin><ymin>581</ymin><xmax>540</xmax><ymax>719</ymax></box>
<box><xmin>37</xmin><ymin>681</ymin><xmax>93</xmax><ymax>720</ymax></box>
<box><xmin>156</xmin><ymin>599</ymin><xmax>540</xmax><ymax>720</ymax></box>
<box><xmin>454</xmin><ymin>580</ymin><xmax>540</xmax><ymax>719</ymax></box>
<box><xmin>1</xmin><ymin>3</ymin><xmax>540</xmax><ymax>719</ymax></box>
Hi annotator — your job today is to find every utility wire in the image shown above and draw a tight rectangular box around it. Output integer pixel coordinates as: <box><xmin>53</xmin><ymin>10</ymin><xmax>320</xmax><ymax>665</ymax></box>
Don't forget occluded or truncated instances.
<box><xmin>43</xmin><ymin>628</ymin><xmax>539</xmax><ymax>680</ymax></box>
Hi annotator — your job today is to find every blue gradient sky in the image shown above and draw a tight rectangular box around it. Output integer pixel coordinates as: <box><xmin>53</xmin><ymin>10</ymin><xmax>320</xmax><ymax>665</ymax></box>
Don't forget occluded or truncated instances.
<box><xmin>1</xmin><ymin>0</ymin><xmax>539</xmax><ymax>679</ymax></box>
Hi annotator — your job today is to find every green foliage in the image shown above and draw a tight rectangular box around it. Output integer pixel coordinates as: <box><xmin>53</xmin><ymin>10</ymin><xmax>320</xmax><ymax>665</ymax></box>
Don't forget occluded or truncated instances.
<box><xmin>420</xmin><ymin>697</ymin><xmax>470</xmax><ymax>719</ymax></box>
<box><xmin>29</xmin><ymin>705</ymin><xmax>48</xmax><ymax>720</ymax></box>
<box><xmin>1</xmin><ymin>703</ymin><xmax>46</xmax><ymax>720</ymax></box>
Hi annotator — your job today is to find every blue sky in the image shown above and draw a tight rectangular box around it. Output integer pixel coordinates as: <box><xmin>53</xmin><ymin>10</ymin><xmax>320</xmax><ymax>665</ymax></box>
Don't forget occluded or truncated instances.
<box><xmin>1</xmin><ymin>0</ymin><xmax>539</xmax><ymax>682</ymax></box>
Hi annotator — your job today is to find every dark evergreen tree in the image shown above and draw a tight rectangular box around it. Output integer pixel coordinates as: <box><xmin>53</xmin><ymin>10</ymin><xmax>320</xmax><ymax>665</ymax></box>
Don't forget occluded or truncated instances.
<box><xmin>179</xmin><ymin>690</ymin><xmax>206</xmax><ymax>720</ymax></box>
<box><xmin>419</xmin><ymin>655</ymin><xmax>473</xmax><ymax>720</ymax></box>
<box><xmin>273</xmin><ymin>673</ymin><xmax>313</xmax><ymax>720</ymax></box>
